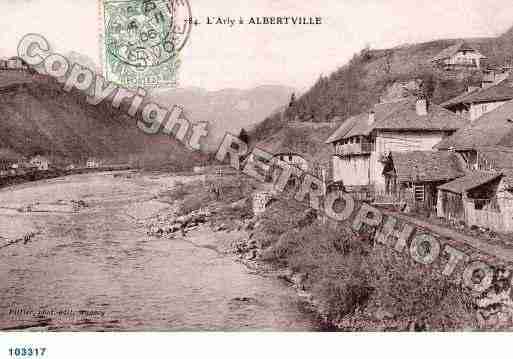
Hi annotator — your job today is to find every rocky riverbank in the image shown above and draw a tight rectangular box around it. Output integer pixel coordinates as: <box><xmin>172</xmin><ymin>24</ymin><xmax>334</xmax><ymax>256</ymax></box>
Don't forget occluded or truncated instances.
<box><xmin>133</xmin><ymin>172</ymin><xmax>513</xmax><ymax>331</ymax></box>
<box><xmin>143</xmin><ymin>193</ymin><xmax>338</xmax><ymax>330</ymax></box>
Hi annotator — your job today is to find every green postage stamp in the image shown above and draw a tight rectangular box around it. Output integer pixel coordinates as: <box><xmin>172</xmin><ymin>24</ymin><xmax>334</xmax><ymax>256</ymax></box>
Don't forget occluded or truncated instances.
<box><xmin>98</xmin><ymin>0</ymin><xmax>192</xmax><ymax>88</ymax></box>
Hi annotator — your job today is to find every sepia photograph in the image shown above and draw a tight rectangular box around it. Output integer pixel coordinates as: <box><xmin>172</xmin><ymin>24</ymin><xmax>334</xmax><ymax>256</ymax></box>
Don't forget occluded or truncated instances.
<box><xmin>1</xmin><ymin>0</ymin><xmax>513</xmax><ymax>355</ymax></box>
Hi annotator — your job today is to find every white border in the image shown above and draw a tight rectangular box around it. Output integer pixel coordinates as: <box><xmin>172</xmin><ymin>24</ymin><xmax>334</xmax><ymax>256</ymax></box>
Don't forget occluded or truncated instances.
<box><xmin>0</xmin><ymin>332</ymin><xmax>509</xmax><ymax>359</ymax></box>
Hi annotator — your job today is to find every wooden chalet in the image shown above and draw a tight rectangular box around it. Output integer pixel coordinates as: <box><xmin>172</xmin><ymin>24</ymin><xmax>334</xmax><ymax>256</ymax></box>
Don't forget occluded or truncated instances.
<box><xmin>431</xmin><ymin>41</ymin><xmax>486</xmax><ymax>70</ymax></box>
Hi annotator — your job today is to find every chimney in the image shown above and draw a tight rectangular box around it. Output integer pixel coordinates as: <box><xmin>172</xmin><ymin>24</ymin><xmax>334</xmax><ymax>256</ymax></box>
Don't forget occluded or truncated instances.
<box><xmin>368</xmin><ymin>110</ymin><xmax>375</xmax><ymax>125</ymax></box>
<box><xmin>416</xmin><ymin>97</ymin><xmax>428</xmax><ymax>116</ymax></box>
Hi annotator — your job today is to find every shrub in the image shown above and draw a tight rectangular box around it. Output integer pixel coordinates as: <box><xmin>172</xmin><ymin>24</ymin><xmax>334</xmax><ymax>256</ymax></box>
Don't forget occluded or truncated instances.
<box><xmin>255</xmin><ymin>199</ymin><xmax>476</xmax><ymax>329</ymax></box>
<box><xmin>365</xmin><ymin>247</ymin><xmax>476</xmax><ymax>330</ymax></box>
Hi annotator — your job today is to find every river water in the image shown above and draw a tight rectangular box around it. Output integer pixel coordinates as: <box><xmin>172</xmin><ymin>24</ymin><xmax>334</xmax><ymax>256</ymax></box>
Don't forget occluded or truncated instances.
<box><xmin>0</xmin><ymin>172</ymin><xmax>320</xmax><ymax>331</ymax></box>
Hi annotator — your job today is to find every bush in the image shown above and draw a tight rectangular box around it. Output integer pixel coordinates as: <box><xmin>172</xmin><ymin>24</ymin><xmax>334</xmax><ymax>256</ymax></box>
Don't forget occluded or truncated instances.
<box><xmin>258</xmin><ymin>219</ymin><xmax>373</xmax><ymax>321</ymax></box>
<box><xmin>255</xmin><ymin>199</ymin><xmax>310</xmax><ymax>250</ymax></box>
<box><xmin>255</xmin><ymin>199</ymin><xmax>476</xmax><ymax>329</ymax></box>
<box><xmin>365</xmin><ymin>247</ymin><xmax>476</xmax><ymax>330</ymax></box>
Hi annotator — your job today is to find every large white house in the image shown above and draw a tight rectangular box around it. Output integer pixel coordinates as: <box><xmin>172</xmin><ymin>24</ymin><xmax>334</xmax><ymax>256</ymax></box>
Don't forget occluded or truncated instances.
<box><xmin>325</xmin><ymin>98</ymin><xmax>468</xmax><ymax>192</ymax></box>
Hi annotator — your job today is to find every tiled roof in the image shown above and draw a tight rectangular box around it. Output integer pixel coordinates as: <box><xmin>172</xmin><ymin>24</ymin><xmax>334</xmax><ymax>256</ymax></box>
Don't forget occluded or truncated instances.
<box><xmin>431</xmin><ymin>41</ymin><xmax>486</xmax><ymax>62</ymax></box>
<box><xmin>440</xmin><ymin>88</ymin><xmax>481</xmax><ymax>108</ymax></box>
<box><xmin>326</xmin><ymin>99</ymin><xmax>467</xmax><ymax>144</ymax></box>
<box><xmin>389</xmin><ymin>151</ymin><xmax>465</xmax><ymax>183</ymax></box>
<box><xmin>441</xmin><ymin>81</ymin><xmax>513</xmax><ymax>108</ymax></box>
<box><xmin>374</xmin><ymin>100</ymin><xmax>467</xmax><ymax>131</ymax></box>
<box><xmin>324</xmin><ymin>114</ymin><xmax>364</xmax><ymax>144</ymax></box>
<box><xmin>436</xmin><ymin>99</ymin><xmax>513</xmax><ymax>150</ymax></box>
<box><xmin>256</xmin><ymin>123</ymin><xmax>336</xmax><ymax>165</ymax></box>
<box><xmin>437</xmin><ymin>171</ymin><xmax>502</xmax><ymax>194</ymax></box>
<box><xmin>464</xmin><ymin>83</ymin><xmax>513</xmax><ymax>103</ymax></box>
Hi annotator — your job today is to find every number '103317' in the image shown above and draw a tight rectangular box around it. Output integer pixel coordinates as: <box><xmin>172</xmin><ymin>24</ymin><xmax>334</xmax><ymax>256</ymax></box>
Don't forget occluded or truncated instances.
<box><xmin>8</xmin><ymin>348</ymin><xmax>46</xmax><ymax>356</ymax></box>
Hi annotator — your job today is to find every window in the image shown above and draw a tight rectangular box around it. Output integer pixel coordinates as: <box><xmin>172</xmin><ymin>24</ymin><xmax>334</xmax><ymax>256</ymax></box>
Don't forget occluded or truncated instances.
<box><xmin>474</xmin><ymin>201</ymin><xmax>486</xmax><ymax>210</ymax></box>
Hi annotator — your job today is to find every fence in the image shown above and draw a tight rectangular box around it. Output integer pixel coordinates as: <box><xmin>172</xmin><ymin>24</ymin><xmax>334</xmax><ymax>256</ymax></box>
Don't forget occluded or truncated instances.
<box><xmin>463</xmin><ymin>198</ymin><xmax>513</xmax><ymax>233</ymax></box>
<box><xmin>464</xmin><ymin>206</ymin><xmax>507</xmax><ymax>232</ymax></box>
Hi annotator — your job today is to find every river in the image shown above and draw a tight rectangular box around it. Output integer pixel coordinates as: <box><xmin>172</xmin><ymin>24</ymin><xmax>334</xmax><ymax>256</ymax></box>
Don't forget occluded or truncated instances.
<box><xmin>0</xmin><ymin>171</ymin><xmax>320</xmax><ymax>331</ymax></box>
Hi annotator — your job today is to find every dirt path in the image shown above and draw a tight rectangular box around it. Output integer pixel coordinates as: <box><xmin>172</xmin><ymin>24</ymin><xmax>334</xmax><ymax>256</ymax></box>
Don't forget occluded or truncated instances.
<box><xmin>384</xmin><ymin>210</ymin><xmax>513</xmax><ymax>264</ymax></box>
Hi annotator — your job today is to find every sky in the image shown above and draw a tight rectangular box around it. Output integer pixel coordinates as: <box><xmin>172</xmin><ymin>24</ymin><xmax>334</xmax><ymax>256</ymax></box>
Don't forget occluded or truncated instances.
<box><xmin>1</xmin><ymin>0</ymin><xmax>513</xmax><ymax>91</ymax></box>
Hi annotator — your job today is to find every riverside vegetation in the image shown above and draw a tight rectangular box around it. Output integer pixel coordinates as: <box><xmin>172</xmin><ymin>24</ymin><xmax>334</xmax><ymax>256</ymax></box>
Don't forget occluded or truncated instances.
<box><xmin>147</xmin><ymin>174</ymin><xmax>503</xmax><ymax>331</ymax></box>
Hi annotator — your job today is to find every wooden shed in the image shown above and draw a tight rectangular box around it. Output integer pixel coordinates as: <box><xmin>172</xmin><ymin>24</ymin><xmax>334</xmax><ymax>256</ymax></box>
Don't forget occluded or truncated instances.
<box><xmin>381</xmin><ymin>151</ymin><xmax>465</xmax><ymax>210</ymax></box>
<box><xmin>436</xmin><ymin>171</ymin><xmax>513</xmax><ymax>232</ymax></box>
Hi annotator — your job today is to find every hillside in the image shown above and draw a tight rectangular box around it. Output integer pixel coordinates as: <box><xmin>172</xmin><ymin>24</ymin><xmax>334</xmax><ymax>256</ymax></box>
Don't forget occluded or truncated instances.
<box><xmin>0</xmin><ymin>71</ymin><xmax>206</xmax><ymax>169</ymax></box>
<box><xmin>251</xmin><ymin>25</ymin><xmax>513</xmax><ymax>145</ymax></box>
<box><xmin>154</xmin><ymin>85</ymin><xmax>294</xmax><ymax>151</ymax></box>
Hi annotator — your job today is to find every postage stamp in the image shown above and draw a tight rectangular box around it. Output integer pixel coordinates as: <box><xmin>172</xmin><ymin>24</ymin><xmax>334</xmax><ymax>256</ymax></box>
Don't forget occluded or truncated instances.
<box><xmin>98</xmin><ymin>0</ymin><xmax>192</xmax><ymax>88</ymax></box>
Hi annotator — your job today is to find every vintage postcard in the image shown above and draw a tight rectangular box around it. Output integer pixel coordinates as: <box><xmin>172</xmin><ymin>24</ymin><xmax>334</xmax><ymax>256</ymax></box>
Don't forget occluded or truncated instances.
<box><xmin>1</xmin><ymin>0</ymin><xmax>513</xmax><ymax>356</ymax></box>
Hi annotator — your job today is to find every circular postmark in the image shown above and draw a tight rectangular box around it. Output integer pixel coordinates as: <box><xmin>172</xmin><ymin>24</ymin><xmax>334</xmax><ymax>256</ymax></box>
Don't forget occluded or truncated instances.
<box><xmin>104</xmin><ymin>0</ymin><xmax>191</xmax><ymax>71</ymax></box>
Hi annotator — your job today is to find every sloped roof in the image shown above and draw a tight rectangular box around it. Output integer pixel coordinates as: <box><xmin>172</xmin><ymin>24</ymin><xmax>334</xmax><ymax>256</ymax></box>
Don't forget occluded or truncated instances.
<box><xmin>441</xmin><ymin>81</ymin><xmax>513</xmax><ymax>108</ymax></box>
<box><xmin>440</xmin><ymin>88</ymin><xmax>481</xmax><ymax>108</ymax></box>
<box><xmin>256</xmin><ymin>123</ymin><xmax>335</xmax><ymax>166</ymax></box>
<box><xmin>324</xmin><ymin>114</ymin><xmax>364</xmax><ymax>144</ymax></box>
<box><xmin>436</xmin><ymin>99</ymin><xmax>513</xmax><ymax>150</ymax></box>
<box><xmin>465</xmin><ymin>83</ymin><xmax>513</xmax><ymax>103</ymax></box>
<box><xmin>374</xmin><ymin>100</ymin><xmax>467</xmax><ymax>131</ymax></box>
<box><xmin>389</xmin><ymin>151</ymin><xmax>465</xmax><ymax>183</ymax></box>
<box><xmin>438</xmin><ymin>171</ymin><xmax>502</xmax><ymax>194</ymax></box>
<box><xmin>326</xmin><ymin>99</ymin><xmax>467</xmax><ymax>144</ymax></box>
<box><xmin>431</xmin><ymin>41</ymin><xmax>486</xmax><ymax>62</ymax></box>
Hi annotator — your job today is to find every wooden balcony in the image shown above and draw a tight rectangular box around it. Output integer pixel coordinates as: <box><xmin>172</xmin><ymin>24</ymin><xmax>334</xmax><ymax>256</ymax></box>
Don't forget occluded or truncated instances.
<box><xmin>334</xmin><ymin>142</ymin><xmax>374</xmax><ymax>156</ymax></box>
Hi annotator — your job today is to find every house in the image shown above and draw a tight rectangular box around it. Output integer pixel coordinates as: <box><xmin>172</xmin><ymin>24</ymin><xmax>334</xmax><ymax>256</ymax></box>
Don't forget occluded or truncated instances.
<box><xmin>436</xmin><ymin>171</ymin><xmax>513</xmax><ymax>232</ymax></box>
<box><xmin>253</xmin><ymin>122</ymin><xmax>337</xmax><ymax>182</ymax></box>
<box><xmin>86</xmin><ymin>158</ymin><xmax>101</xmax><ymax>168</ymax></box>
<box><xmin>440</xmin><ymin>78</ymin><xmax>513</xmax><ymax>122</ymax></box>
<box><xmin>436</xmin><ymin>99</ymin><xmax>513</xmax><ymax>170</ymax></box>
<box><xmin>29</xmin><ymin>155</ymin><xmax>50</xmax><ymax>171</ymax></box>
<box><xmin>433</xmin><ymin>98</ymin><xmax>513</xmax><ymax>231</ymax></box>
<box><xmin>325</xmin><ymin>97</ymin><xmax>468</xmax><ymax>193</ymax></box>
<box><xmin>431</xmin><ymin>41</ymin><xmax>486</xmax><ymax>70</ymax></box>
<box><xmin>381</xmin><ymin>151</ymin><xmax>465</xmax><ymax>209</ymax></box>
